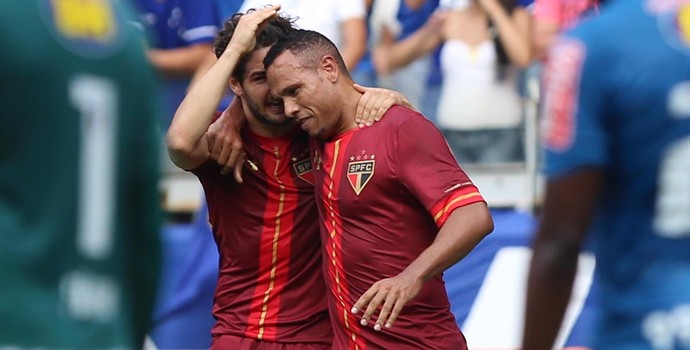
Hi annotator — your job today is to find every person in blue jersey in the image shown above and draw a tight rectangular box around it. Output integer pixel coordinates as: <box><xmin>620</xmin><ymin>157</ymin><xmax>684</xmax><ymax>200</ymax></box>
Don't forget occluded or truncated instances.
<box><xmin>129</xmin><ymin>0</ymin><xmax>218</xmax><ymax>127</ymax></box>
<box><xmin>522</xmin><ymin>0</ymin><xmax>690</xmax><ymax>348</ymax></box>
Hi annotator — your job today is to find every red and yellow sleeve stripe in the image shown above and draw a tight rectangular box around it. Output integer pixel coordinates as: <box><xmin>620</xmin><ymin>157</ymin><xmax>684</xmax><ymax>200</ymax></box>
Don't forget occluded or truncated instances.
<box><xmin>431</xmin><ymin>185</ymin><xmax>484</xmax><ymax>228</ymax></box>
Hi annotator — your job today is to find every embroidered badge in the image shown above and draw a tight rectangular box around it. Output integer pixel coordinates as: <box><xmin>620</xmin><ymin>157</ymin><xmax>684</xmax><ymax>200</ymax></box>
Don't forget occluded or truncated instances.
<box><xmin>347</xmin><ymin>160</ymin><xmax>375</xmax><ymax>195</ymax></box>
<box><xmin>293</xmin><ymin>157</ymin><xmax>315</xmax><ymax>184</ymax></box>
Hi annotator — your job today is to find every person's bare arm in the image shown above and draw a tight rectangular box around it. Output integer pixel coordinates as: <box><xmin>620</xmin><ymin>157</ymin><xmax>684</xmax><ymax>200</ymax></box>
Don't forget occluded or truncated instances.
<box><xmin>373</xmin><ymin>11</ymin><xmax>445</xmax><ymax>74</ymax></box>
<box><xmin>188</xmin><ymin>51</ymin><xmax>219</xmax><ymax>91</ymax></box>
<box><xmin>480</xmin><ymin>0</ymin><xmax>532</xmax><ymax>67</ymax></box>
<box><xmin>167</xmin><ymin>6</ymin><xmax>280</xmax><ymax>171</ymax></box>
<box><xmin>148</xmin><ymin>43</ymin><xmax>213</xmax><ymax>77</ymax></box>
<box><xmin>532</xmin><ymin>19</ymin><xmax>561</xmax><ymax>61</ymax></box>
<box><xmin>340</xmin><ymin>17</ymin><xmax>368</xmax><ymax>70</ymax></box>
<box><xmin>352</xmin><ymin>201</ymin><xmax>493</xmax><ymax>330</ymax></box>
<box><xmin>522</xmin><ymin>169</ymin><xmax>603</xmax><ymax>350</ymax></box>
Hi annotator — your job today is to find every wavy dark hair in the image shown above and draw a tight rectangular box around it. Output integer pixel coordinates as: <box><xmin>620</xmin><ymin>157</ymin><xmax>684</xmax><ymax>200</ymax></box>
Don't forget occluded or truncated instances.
<box><xmin>489</xmin><ymin>0</ymin><xmax>518</xmax><ymax>79</ymax></box>
<box><xmin>213</xmin><ymin>9</ymin><xmax>296</xmax><ymax>81</ymax></box>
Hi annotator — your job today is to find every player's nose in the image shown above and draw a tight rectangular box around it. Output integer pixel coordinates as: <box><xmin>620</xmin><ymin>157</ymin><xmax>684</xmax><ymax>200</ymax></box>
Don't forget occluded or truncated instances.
<box><xmin>283</xmin><ymin>99</ymin><xmax>300</xmax><ymax>118</ymax></box>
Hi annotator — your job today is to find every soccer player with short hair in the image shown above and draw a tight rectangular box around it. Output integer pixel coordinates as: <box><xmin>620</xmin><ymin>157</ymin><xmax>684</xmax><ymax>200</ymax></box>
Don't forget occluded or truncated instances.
<box><xmin>264</xmin><ymin>29</ymin><xmax>494</xmax><ymax>349</ymax></box>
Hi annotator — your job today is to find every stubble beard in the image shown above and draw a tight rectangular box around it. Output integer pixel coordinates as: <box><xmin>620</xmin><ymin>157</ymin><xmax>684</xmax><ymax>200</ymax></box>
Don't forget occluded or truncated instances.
<box><xmin>245</xmin><ymin>95</ymin><xmax>292</xmax><ymax>127</ymax></box>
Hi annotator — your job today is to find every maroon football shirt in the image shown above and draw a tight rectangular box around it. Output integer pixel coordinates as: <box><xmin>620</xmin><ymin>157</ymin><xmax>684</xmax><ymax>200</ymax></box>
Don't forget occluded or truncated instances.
<box><xmin>192</xmin><ymin>127</ymin><xmax>332</xmax><ymax>346</ymax></box>
<box><xmin>311</xmin><ymin>106</ymin><xmax>484</xmax><ymax>350</ymax></box>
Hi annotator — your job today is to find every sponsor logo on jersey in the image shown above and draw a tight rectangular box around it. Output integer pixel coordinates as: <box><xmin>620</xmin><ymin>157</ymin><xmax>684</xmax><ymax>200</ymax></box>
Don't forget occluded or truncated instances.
<box><xmin>541</xmin><ymin>38</ymin><xmax>586</xmax><ymax>152</ymax></box>
<box><xmin>293</xmin><ymin>157</ymin><xmax>315</xmax><ymax>185</ymax></box>
<box><xmin>347</xmin><ymin>159</ymin><xmax>375</xmax><ymax>195</ymax></box>
<box><xmin>41</xmin><ymin>0</ymin><xmax>124</xmax><ymax>58</ymax></box>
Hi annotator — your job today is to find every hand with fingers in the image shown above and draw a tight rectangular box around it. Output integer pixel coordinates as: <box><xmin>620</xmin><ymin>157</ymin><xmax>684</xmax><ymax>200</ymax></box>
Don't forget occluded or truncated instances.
<box><xmin>206</xmin><ymin>98</ymin><xmax>247</xmax><ymax>182</ymax></box>
<box><xmin>353</xmin><ymin>84</ymin><xmax>413</xmax><ymax>128</ymax></box>
<box><xmin>351</xmin><ymin>272</ymin><xmax>423</xmax><ymax>331</ymax></box>
<box><xmin>223</xmin><ymin>4</ymin><xmax>281</xmax><ymax>57</ymax></box>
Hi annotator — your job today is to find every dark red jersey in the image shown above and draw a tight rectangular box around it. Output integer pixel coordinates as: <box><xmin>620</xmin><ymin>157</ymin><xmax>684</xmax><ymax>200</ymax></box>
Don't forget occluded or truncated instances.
<box><xmin>311</xmin><ymin>106</ymin><xmax>485</xmax><ymax>350</ymax></box>
<box><xmin>192</xmin><ymin>127</ymin><xmax>332</xmax><ymax>346</ymax></box>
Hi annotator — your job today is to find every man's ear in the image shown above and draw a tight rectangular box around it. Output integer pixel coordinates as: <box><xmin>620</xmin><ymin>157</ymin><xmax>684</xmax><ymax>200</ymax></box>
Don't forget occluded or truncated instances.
<box><xmin>228</xmin><ymin>77</ymin><xmax>244</xmax><ymax>96</ymax></box>
<box><xmin>320</xmin><ymin>55</ymin><xmax>339</xmax><ymax>83</ymax></box>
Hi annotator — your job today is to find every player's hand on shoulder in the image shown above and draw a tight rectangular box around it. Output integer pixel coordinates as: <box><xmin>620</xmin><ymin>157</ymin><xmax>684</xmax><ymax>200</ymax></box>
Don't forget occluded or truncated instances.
<box><xmin>206</xmin><ymin>98</ymin><xmax>246</xmax><ymax>182</ymax></box>
<box><xmin>351</xmin><ymin>271</ymin><xmax>423</xmax><ymax>331</ymax></box>
<box><xmin>353</xmin><ymin>84</ymin><xmax>413</xmax><ymax>128</ymax></box>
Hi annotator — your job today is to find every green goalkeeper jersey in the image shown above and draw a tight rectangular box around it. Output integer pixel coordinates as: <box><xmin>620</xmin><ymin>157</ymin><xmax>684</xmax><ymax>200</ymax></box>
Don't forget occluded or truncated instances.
<box><xmin>0</xmin><ymin>0</ymin><xmax>161</xmax><ymax>348</ymax></box>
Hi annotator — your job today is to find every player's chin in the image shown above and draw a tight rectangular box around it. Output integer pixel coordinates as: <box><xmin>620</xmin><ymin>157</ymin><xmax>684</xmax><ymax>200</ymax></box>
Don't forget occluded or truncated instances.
<box><xmin>262</xmin><ymin>111</ymin><xmax>288</xmax><ymax>125</ymax></box>
<box><xmin>311</xmin><ymin>126</ymin><xmax>330</xmax><ymax>140</ymax></box>
<box><xmin>271</xmin><ymin>115</ymin><xmax>295</xmax><ymax>127</ymax></box>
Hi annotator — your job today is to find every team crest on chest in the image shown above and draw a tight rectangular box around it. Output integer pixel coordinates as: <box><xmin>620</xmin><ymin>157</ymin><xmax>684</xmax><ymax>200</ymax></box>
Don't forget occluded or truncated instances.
<box><xmin>347</xmin><ymin>151</ymin><xmax>376</xmax><ymax>195</ymax></box>
<box><xmin>293</xmin><ymin>157</ymin><xmax>314</xmax><ymax>184</ymax></box>
<box><xmin>292</xmin><ymin>149</ymin><xmax>315</xmax><ymax>184</ymax></box>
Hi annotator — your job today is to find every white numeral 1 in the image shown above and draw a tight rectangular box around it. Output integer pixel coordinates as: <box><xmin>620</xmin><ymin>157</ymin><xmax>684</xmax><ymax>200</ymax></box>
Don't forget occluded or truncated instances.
<box><xmin>70</xmin><ymin>75</ymin><xmax>117</xmax><ymax>260</ymax></box>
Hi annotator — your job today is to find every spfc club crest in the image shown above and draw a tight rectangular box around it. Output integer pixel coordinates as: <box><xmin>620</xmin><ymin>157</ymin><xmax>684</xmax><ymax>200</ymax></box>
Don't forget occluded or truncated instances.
<box><xmin>347</xmin><ymin>160</ymin><xmax>375</xmax><ymax>195</ymax></box>
<box><xmin>293</xmin><ymin>157</ymin><xmax>314</xmax><ymax>184</ymax></box>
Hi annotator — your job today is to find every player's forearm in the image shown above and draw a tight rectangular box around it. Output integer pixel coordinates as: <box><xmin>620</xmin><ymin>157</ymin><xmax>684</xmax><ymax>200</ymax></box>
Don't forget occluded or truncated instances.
<box><xmin>188</xmin><ymin>52</ymin><xmax>217</xmax><ymax>91</ymax></box>
<box><xmin>148</xmin><ymin>44</ymin><xmax>213</xmax><ymax>76</ymax></box>
<box><xmin>402</xmin><ymin>202</ymin><xmax>493</xmax><ymax>283</ymax></box>
<box><xmin>522</xmin><ymin>228</ymin><xmax>580</xmax><ymax>350</ymax></box>
<box><xmin>167</xmin><ymin>49</ymin><xmax>242</xmax><ymax>169</ymax></box>
<box><xmin>522</xmin><ymin>170</ymin><xmax>601</xmax><ymax>349</ymax></box>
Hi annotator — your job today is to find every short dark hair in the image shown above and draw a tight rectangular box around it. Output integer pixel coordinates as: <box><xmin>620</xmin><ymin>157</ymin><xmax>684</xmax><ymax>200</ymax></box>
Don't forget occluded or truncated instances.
<box><xmin>263</xmin><ymin>29</ymin><xmax>350</xmax><ymax>79</ymax></box>
<box><xmin>213</xmin><ymin>10</ymin><xmax>296</xmax><ymax>81</ymax></box>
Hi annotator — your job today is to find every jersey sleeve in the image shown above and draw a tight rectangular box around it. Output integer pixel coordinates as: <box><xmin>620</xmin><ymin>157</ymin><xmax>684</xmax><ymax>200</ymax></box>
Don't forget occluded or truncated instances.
<box><xmin>394</xmin><ymin>110</ymin><xmax>485</xmax><ymax>228</ymax></box>
<box><xmin>541</xmin><ymin>35</ymin><xmax>610</xmax><ymax>179</ymax></box>
<box><xmin>181</xmin><ymin>0</ymin><xmax>218</xmax><ymax>44</ymax></box>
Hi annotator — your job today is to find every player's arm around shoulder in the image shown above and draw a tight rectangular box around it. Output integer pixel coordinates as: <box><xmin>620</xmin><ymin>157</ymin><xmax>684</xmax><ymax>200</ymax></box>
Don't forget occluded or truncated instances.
<box><xmin>167</xmin><ymin>5</ymin><xmax>281</xmax><ymax>171</ymax></box>
<box><xmin>166</xmin><ymin>50</ymin><xmax>242</xmax><ymax>171</ymax></box>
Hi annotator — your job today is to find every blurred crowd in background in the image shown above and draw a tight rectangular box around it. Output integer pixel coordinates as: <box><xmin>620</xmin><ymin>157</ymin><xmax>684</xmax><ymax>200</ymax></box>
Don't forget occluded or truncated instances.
<box><xmin>127</xmin><ymin>0</ymin><xmax>599</xmax><ymax>213</ymax></box>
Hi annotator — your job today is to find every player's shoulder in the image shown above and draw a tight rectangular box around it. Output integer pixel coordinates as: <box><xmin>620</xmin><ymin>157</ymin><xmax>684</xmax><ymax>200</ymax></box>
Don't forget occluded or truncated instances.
<box><xmin>566</xmin><ymin>0</ymin><xmax>643</xmax><ymax>44</ymax></box>
<box><xmin>552</xmin><ymin>0</ymin><xmax>639</xmax><ymax>71</ymax></box>
<box><xmin>379</xmin><ymin>105</ymin><xmax>433</xmax><ymax>129</ymax></box>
